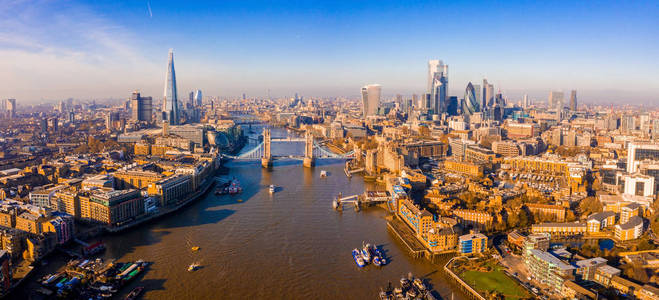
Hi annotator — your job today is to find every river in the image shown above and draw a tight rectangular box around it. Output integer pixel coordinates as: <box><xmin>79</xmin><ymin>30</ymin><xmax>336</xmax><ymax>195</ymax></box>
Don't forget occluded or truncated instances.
<box><xmin>21</xmin><ymin>126</ymin><xmax>466</xmax><ymax>300</ymax></box>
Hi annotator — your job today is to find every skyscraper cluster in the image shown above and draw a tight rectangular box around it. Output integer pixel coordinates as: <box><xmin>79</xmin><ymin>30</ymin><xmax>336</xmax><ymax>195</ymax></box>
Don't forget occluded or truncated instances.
<box><xmin>427</xmin><ymin>60</ymin><xmax>448</xmax><ymax>115</ymax></box>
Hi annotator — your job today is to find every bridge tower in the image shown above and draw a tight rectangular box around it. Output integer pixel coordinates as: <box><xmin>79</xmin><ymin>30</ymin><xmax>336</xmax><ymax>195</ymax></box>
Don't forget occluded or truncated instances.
<box><xmin>303</xmin><ymin>131</ymin><xmax>315</xmax><ymax>168</ymax></box>
<box><xmin>261</xmin><ymin>128</ymin><xmax>273</xmax><ymax>168</ymax></box>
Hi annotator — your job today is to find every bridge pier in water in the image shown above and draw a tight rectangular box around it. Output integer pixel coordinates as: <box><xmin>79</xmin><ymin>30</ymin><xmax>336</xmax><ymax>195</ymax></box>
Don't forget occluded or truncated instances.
<box><xmin>261</xmin><ymin>128</ymin><xmax>273</xmax><ymax>168</ymax></box>
<box><xmin>303</xmin><ymin>131</ymin><xmax>315</xmax><ymax>168</ymax></box>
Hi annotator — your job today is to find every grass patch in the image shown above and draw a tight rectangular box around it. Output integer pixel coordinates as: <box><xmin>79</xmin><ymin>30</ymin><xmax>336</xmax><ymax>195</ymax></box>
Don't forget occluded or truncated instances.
<box><xmin>459</xmin><ymin>267</ymin><xmax>529</xmax><ymax>299</ymax></box>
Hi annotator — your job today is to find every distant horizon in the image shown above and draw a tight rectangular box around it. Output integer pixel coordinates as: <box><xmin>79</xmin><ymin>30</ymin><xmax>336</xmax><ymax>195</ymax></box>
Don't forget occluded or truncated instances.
<box><xmin>1</xmin><ymin>1</ymin><xmax>657</xmax><ymax>104</ymax></box>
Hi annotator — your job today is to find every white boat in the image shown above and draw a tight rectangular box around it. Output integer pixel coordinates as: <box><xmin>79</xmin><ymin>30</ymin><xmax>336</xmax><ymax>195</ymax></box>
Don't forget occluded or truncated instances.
<box><xmin>269</xmin><ymin>185</ymin><xmax>275</xmax><ymax>193</ymax></box>
<box><xmin>320</xmin><ymin>170</ymin><xmax>328</xmax><ymax>177</ymax></box>
<box><xmin>188</xmin><ymin>262</ymin><xmax>200</xmax><ymax>272</ymax></box>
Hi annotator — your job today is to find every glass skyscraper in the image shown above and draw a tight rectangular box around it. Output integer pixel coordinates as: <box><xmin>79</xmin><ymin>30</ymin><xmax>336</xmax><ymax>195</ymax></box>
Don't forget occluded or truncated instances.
<box><xmin>462</xmin><ymin>82</ymin><xmax>481</xmax><ymax>117</ymax></box>
<box><xmin>428</xmin><ymin>60</ymin><xmax>448</xmax><ymax>114</ymax></box>
<box><xmin>163</xmin><ymin>49</ymin><xmax>179</xmax><ymax>125</ymax></box>
<box><xmin>361</xmin><ymin>84</ymin><xmax>381</xmax><ymax>118</ymax></box>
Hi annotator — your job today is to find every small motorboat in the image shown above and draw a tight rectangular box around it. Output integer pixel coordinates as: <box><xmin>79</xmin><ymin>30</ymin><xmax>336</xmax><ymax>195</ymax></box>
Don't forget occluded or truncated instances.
<box><xmin>320</xmin><ymin>170</ymin><xmax>328</xmax><ymax>177</ymax></box>
<box><xmin>269</xmin><ymin>185</ymin><xmax>275</xmax><ymax>193</ymax></box>
<box><xmin>124</xmin><ymin>286</ymin><xmax>144</xmax><ymax>300</ymax></box>
<box><xmin>361</xmin><ymin>243</ymin><xmax>372</xmax><ymax>263</ymax></box>
<box><xmin>373</xmin><ymin>256</ymin><xmax>382</xmax><ymax>267</ymax></box>
<box><xmin>352</xmin><ymin>249</ymin><xmax>366</xmax><ymax>267</ymax></box>
<box><xmin>188</xmin><ymin>263</ymin><xmax>200</xmax><ymax>272</ymax></box>
<box><xmin>191</xmin><ymin>246</ymin><xmax>200</xmax><ymax>252</ymax></box>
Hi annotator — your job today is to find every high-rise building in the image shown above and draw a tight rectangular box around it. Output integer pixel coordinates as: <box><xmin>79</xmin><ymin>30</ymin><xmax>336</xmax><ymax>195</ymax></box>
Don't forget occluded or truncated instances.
<box><xmin>188</xmin><ymin>91</ymin><xmax>194</xmax><ymax>108</ymax></box>
<box><xmin>131</xmin><ymin>91</ymin><xmax>153</xmax><ymax>122</ymax></box>
<box><xmin>447</xmin><ymin>96</ymin><xmax>458</xmax><ymax>116</ymax></box>
<box><xmin>428</xmin><ymin>60</ymin><xmax>448</xmax><ymax>114</ymax></box>
<box><xmin>523</xmin><ymin>94</ymin><xmax>529</xmax><ymax>109</ymax></box>
<box><xmin>194</xmin><ymin>90</ymin><xmax>202</xmax><ymax>107</ymax></box>
<box><xmin>462</xmin><ymin>82</ymin><xmax>481</xmax><ymax>117</ymax></box>
<box><xmin>569</xmin><ymin>90</ymin><xmax>577</xmax><ymax>111</ymax></box>
<box><xmin>482</xmin><ymin>79</ymin><xmax>494</xmax><ymax>108</ymax></box>
<box><xmin>162</xmin><ymin>49</ymin><xmax>179</xmax><ymax>125</ymax></box>
<box><xmin>361</xmin><ymin>84</ymin><xmax>381</xmax><ymax>118</ymax></box>
<box><xmin>2</xmin><ymin>99</ymin><xmax>15</xmax><ymax>118</ymax></box>
<box><xmin>548</xmin><ymin>91</ymin><xmax>564</xmax><ymax>109</ymax></box>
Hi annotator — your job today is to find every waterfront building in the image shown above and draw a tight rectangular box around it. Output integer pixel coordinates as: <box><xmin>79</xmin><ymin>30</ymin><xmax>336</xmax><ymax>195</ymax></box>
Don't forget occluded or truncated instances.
<box><xmin>0</xmin><ymin>227</ymin><xmax>25</xmax><ymax>259</ymax></box>
<box><xmin>531</xmin><ymin>222</ymin><xmax>587</xmax><ymax>236</ymax></box>
<box><xmin>163</xmin><ymin>49</ymin><xmax>180</xmax><ymax>125</ymax></box>
<box><xmin>131</xmin><ymin>91</ymin><xmax>153</xmax><ymax>122</ymax></box>
<box><xmin>398</xmin><ymin>198</ymin><xmax>433</xmax><ymax>235</ymax></box>
<box><xmin>561</xmin><ymin>281</ymin><xmax>596</xmax><ymax>300</ymax></box>
<box><xmin>29</xmin><ymin>185</ymin><xmax>66</xmax><ymax>209</ymax></box>
<box><xmin>361</xmin><ymin>84</ymin><xmax>381</xmax><ymax>118</ymax></box>
<box><xmin>610</xmin><ymin>275</ymin><xmax>642</xmax><ymax>296</ymax></box>
<box><xmin>507</xmin><ymin>230</ymin><xmax>526</xmax><ymax>250</ymax></box>
<box><xmin>614</xmin><ymin>216</ymin><xmax>643</xmax><ymax>241</ymax></box>
<box><xmin>147</xmin><ymin>174</ymin><xmax>192</xmax><ymax>207</ymax></box>
<box><xmin>458</xmin><ymin>232</ymin><xmax>487</xmax><ymax>255</ymax></box>
<box><xmin>525</xmin><ymin>249</ymin><xmax>575</xmax><ymax>292</ymax></box>
<box><xmin>113</xmin><ymin>168</ymin><xmax>164</xmax><ymax>190</ymax></box>
<box><xmin>523</xmin><ymin>233</ymin><xmax>550</xmax><ymax>255</ymax></box>
<box><xmin>620</xmin><ymin>203</ymin><xmax>642</xmax><ymax>224</ymax></box>
<box><xmin>586</xmin><ymin>211</ymin><xmax>616</xmax><ymax>233</ymax></box>
<box><xmin>0</xmin><ymin>250</ymin><xmax>10</xmax><ymax>297</ymax></box>
<box><xmin>53</xmin><ymin>189</ymin><xmax>80</xmax><ymax>217</ymax></box>
<box><xmin>88</xmin><ymin>189</ymin><xmax>144</xmax><ymax>226</ymax></box>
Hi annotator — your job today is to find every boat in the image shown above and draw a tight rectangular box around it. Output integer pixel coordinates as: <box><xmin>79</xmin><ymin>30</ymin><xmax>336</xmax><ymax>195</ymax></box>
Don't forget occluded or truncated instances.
<box><xmin>228</xmin><ymin>179</ymin><xmax>242</xmax><ymax>194</ymax></box>
<box><xmin>320</xmin><ymin>170</ymin><xmax>328</xmax><ymax>177</ymax></box>
<box><xmin>352</xmin><ymin>249</ymin><xmax>366</xmax><ymax>267</ymax></box>
<box><xmin>124</xmin><ymin>286</ymin><xmax>144</xmax><ymax>300</ymax></box>
<box><xmin>188</xmin><ymin>262</ymin><xmax>200</xmax><ymax>272</ymax></box>
<box><xmin>413</xmin><ymin>278</ymin><xmax>426</xmax><ymax>291</ymax></box>
<box><xmin>269</xmin><ymin>185</ymin><xmax>275</xmax><ymax>193</ymax></box>
<box><xmin>191</xmin><ymin>246</ymin><xmax>200</xmax><ymax>251</ymax></box>
<box><xmin>361</xmin><ymin>243</ymin><xmax>372</xmax><ymax>263</ymax></box>
<box><xmin>373</xmin><ymin>256</ymin><xmax>382</xmax><ymax>267</ymax></box>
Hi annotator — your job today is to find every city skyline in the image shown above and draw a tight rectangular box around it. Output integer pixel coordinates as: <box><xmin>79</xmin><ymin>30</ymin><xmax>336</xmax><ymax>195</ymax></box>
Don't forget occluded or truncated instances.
<box><xmin>1</xmin><ymin>0</ymin><xmax>658</xmax><ymax>104</ymax></box>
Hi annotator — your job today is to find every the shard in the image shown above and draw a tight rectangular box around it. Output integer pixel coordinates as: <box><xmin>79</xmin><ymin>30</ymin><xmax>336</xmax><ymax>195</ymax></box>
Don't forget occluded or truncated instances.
<box><xmin>163</xmin><ymin>49</ymin><xmax>179</xmax><ymax>125</ymax></box>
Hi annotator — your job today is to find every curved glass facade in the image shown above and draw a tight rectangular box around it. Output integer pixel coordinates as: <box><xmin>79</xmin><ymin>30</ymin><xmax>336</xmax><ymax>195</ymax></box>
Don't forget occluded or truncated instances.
<box><xmin>462</xmin><ymin>82</ymin><xmax>480</xmax><ymax>116</ymax></box>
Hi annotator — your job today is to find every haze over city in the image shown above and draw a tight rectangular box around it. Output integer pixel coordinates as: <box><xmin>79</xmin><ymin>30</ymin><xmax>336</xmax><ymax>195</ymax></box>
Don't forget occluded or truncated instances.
<box><xmin>1</xmin><ymin>0</ymin><xmax>658</xmax><ymax>104</ymax></box>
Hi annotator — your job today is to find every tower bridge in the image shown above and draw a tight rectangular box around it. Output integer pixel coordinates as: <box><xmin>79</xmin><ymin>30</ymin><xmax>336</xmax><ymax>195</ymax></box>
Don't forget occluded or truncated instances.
<box><xmin>222</xmin><ymin>129</ymin><xmax>354</xmax><ymax>166</ymax></box>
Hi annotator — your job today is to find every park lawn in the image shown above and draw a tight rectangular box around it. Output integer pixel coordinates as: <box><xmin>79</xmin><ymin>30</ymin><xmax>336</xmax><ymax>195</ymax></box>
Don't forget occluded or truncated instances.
<box><xmin>460</xmin><ymin>268</ymin><xmax>529</xmax><ymax>299</ymax></box>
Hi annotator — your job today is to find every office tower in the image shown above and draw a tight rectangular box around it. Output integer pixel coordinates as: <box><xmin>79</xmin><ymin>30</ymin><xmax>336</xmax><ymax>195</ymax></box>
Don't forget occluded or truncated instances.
<box><xmin>106</xmin><ymin>112</ymin><xmax>118</xmax><ymax>131</ymax></box>
<box><xmin>131</xmin><ymin>91</ymin><xmax>153</xmax><ymax>122</ymax></box>
<box><xmin>242</xmin><ymin>93</ymin><xmax>246</xmax><ymax>100</ymax></box>
<box><xmin>361</xmin><ymin>84</ymin><xmax>381</xmax><ymax>118</ymax></box>
<box><xmin>162</xmin><ymin>49</ymin><xmax>179</xmax><ymax>125</ymax></box>
<box><xmin>194</xmin><ymin>90</ymin><xmax>202</xmax><ymax>107</ymax></box>
<box><xmin>50</xmin><ymin>118</ymin><xmax>58</xmax><ymax>132</ymax></box>
<box><xmin>627</xmin><ymin>142</ymin><xmax>659</xmax><ymax>173</ymax></box>
<box><xmin>40</xmin><ymin>119</ymin><xmax>48</xmax><ymax>133</ymax></box>
<box><xmin>482</xmin><ymin>79</ymin><xmax>494</xmax><ymax>108</ymax></box>
<box><xmin>569</xmin><ymin>90</ymin><xmax>577</xmax><ymax>111</ymax></box>
<box><xmin>412</xmin><ymin>94</ymin><xmax>419</xmax><ymax>108</ymax></box>
<box><xmin>447</xmin><ymin>96</ymin><xmax>458</xmax><ymax>116</ymax></box>
<box><xmin>523</xmin><ymin>94</ymin><xmax>529</xmax><ymax>109</ymax></box>
<box><xmin>548</xmin><ymin>91</ymin><xmax>564</xmax><ymax>109</ymax></box>
<box><xmin>188</xmin><ymin>91</ymin><xmax>194</xmax><ymax>107</ymax></box>
<box><xmin>427</xmin><ymin>60</ymin><xmax>448</xmax><ymax>114</ymax></box>
<box><xmin>68</xmin><ymin>111</ymin><xmax>75</xmax><ymax>123</ymax></box>
<box><xmin>652</xmin><ymin>119</ymin><xmax>659</xmax><ymax>140</ymax></box>
<box><xmin>462</xmin><ymin>82</ymin><xmax>480</xmax><ymax>117</ymax></box>
<box><xmin>58</xmin><ymin>100</ymin><xmax>66</xmax><ymax>113</ymax></box>
<box><xmin>2</xmin><ymin>99</ymin><xmax>15</xmax><ymax>118</ymax></box>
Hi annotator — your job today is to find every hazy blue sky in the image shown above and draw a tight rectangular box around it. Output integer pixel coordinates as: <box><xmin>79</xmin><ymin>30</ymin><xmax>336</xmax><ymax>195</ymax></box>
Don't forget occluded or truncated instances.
<box><xmin>1</xmin><ymin>0</ymin><xmax>658</xmax><ymax>104</ymax></box>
